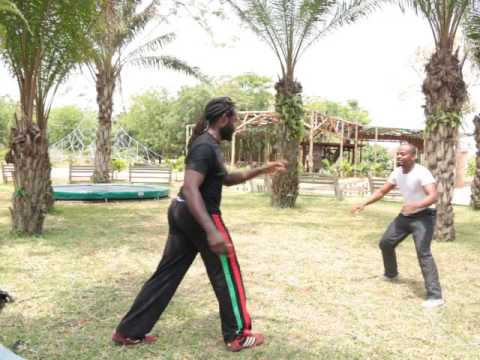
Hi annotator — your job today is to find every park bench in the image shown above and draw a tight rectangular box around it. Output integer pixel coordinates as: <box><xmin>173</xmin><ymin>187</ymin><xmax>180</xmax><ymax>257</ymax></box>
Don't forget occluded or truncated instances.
<box><xmin>69</xmin><ymin>164</ymin><xmax>113</xmax><ymax>183</ymax></box>
<box><xmin>299</xmin><ymin>173</ymin><xmax>342</xmax><ymax>199</ymax></box>
<box><xmin>128</xmin><ymin>164</ymin><xmax>171</xmax><ymax>185</ymax></box>
<box><xmin>1</xmin><ymin>163</ymin><xmax>14</xmax><ymax>184</ymax></box>
<box><xmin>368</xmin><ymin>175</ymin><xmax>402</xmax><ymax>200</ymax></box>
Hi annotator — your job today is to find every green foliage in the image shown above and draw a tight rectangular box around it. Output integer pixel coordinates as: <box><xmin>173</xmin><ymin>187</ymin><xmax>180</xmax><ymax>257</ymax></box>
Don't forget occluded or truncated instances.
<box><xmin>216</xmin><ymin>73</ymin><xmax>273</xmax><ymax>111</ymax></box>
<box><xmin>48</xmin><ymin>106</ymin><xmax>96</xmax><ymax>144</ymax></box>
<box><xmin>111</xmin><ymin>158</ymin><xmax>127</xmax><ymax>172</ymax></box>
<box><xmin>118</xmin><ymin>90</ymin><xmax>177</xmax><ymax>156</ymax></box>
<box><xmin>0</xmin><ymin>0</ymin><xmax>96</xmax><ymax>127</ymax></box>
<box><xmin>276</xmin><ymin>92</ymin><xmax>304</xmax><ymax>140</ymax></box>
<box><xmin>164</xmin><ymin>156</ymin><xmax>185</xmax><ymax>172</ymax></box>
<box><xmin>0</xmin><ymin>95</ymin><xmax>15</xmax><ymax>146</ymax></box>
<box><xmin>467</xmin><ymin>157</ymin><xmax>476</xmax><ymax>177</ymax></box>
<box><xmin>426</xmin><ymin>110</ymin><xmax>462</xmax><ymax>131</ymax></box>
<box><xmin>119</xmin><ymin>73</ymin><xmax>274</xmax><ymax>157</ymax></box>
<box><xmin>305</xmin><ymin>98</ymin><xmax>372</xmax><ymax>125</ymax></box>
<box><xmin>319</xmin><ymin>144</ymin><xmax>392</xmax><ymax>178</ymax></box>
<box><xmin>361</xmin><ymin>144</ymin><xmax>392</xmax><ymax>171</ymax></box>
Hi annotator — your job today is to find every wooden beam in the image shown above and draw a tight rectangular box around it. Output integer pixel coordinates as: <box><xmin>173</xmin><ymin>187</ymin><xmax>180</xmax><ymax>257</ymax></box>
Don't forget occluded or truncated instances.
<box><xmin>231</xmin><ymin>132</ymin><xmax>236</xmax><ymax>167</ymax></box>
<box><xmin>354</xmin><ymin>123</ymin><xmax>358</xmax><ymax>176</ymax></box>
<box><xmin>339</xmin><ymin>121</ymin><xmax>344</xmax><ymax>163</ymax></box>
<box><xmin>308</xmin><ymin>112</ymin><xmax>314</xmax><ymax>172</ymax></box>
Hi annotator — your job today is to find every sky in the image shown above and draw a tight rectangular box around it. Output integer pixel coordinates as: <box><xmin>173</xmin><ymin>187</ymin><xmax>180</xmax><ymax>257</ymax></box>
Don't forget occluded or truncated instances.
<box><xmin>0</xmin><ymin>3</ymin><xmax>478</xmax><ymax>143</ymax></box>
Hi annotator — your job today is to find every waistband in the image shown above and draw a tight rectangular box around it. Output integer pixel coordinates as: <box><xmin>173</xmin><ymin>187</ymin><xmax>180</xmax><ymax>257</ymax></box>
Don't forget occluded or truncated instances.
<box><xmin>400</xmin><ymin>208</ymin><xmax>435</xmax><ymax>218</ymax></box>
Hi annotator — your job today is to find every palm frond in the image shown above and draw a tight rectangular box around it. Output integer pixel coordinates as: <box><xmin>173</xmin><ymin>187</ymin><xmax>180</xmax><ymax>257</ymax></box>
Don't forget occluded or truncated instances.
<box><xmin>395</xmin><ymin>0</ymin><xmax>470</xmax><ymax>50</ymax></box>
<box><xmin>128</xmin><ymin>55</ymin><xmax>207</xmax><ymax>81</ymax></box>
<box><xmin>227</xmin><ymin>0</ymin><xmax>384</xmax><ymax>79</ymax></box>
<box><xmin>112</xmin><ymin>0</ymin><xmax>157</xmax><ymax>50</ymax></box>
<box><xmin>122</xmin><ymin>32</ymin><xmax>175</xmax><ymax>64</ymax></box>
<box><xmin>463</xmin><ymin>3</ymin><xmax>480</xmax><ymax>64</ymax></box>
<box><xmin>0</xmin><ymin>0</ymin><xmax>30</xmax><ymax>31</ymax></box>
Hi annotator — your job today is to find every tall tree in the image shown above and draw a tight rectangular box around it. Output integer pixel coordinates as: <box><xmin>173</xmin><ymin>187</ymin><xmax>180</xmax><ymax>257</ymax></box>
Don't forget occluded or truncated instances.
<box><xmin>463</xmin><ymin>6</ymin><xmax>480</xmax><ymax>210</ymax></box>
<box><xmin>471</xmin><ymin>115</ymin><xmax>480</xmax><ymax>209</ymax></box>
<box><xmin>0</xmin><ymin>0</ymin><xmax>94</xmax><ymax>234</ymax></box>
<box><xmin>86</xmin><ymin>0</ymin><xmax>202</xmax><ymax>183</ymax></box>
<box><xmin>0</xmin><ymin>96</ymin><xmax>15</xmax><ymax>146</ymax></box>
<box><xmin>398</xmin><ymin>0</ymin><xmax>469</xmax><ymax>241</ymax></box>
<box><xmin>226</xmin><ymin>0</ymin><xmax>380</xmax><ymax>207</ymax></box>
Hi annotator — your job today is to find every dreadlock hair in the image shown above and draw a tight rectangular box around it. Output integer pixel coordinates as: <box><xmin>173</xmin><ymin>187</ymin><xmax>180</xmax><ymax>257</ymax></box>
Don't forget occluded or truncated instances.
<box><xmin>187</xmin><ymin>97</ymin><xmax>236</xmax><ymax>152</ymax></box>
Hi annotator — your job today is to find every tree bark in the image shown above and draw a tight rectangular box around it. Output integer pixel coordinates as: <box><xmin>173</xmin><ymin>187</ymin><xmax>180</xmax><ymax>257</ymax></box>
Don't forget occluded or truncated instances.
<box><xmin>271</xmin><ymin>79</ymin><xmax>303</xmax><ymax>208</ymax></box>
<box><xmin>6</xmin><ymin>116</ymin><xmax>51</xmax><ymax>235</ymax></box>
<box><xmin>471</xmin><ymin>115</ymin><xmax>480</xmax><ymax>209</ymax></box>
<box><xmin>423</xmin><ymin>49</ymin><xmax>467</xmax><ymax>241</ymax></box>
<box><xmin>93</xmin><ymin>67</ymin><xmax>115</xmax><ymax>183</ymax></box>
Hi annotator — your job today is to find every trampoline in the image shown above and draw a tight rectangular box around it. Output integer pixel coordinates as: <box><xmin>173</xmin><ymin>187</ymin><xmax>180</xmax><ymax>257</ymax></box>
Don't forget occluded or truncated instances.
<box><xmin>53</xmin><ymin>184</ymin><xmax>169</xmax><ymax>201</ymax></box>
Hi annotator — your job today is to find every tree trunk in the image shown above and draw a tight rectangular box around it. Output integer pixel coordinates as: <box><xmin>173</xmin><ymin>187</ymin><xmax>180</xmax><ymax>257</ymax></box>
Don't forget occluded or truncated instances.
<box><xmin>471</xmin><ymin>115</ymin><xmax>480</xmax><ymax>209</ymax></box>
<box><xmin>5</xmin><ymin>116</ymin><xmax>51</xmax><ymax>235</ymax></box>
<box><xmin>422</xmin><ymin>49</ymin><xmax>467</xmax><ymax>241</ymax></box>
<box><xmin>93</xmin><ymin>68</ymin><xmax>115</xmax><ymax>183</ymax></box>
<box><xmin>271</xmin><ymin>79</ymin><xmax>303</xmax><ymax>208</ymax></box>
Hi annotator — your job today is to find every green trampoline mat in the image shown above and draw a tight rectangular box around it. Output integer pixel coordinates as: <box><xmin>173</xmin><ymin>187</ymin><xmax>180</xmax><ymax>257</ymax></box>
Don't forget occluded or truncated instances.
<box><xmin>53</xmin><ymin>184</ymin><xmax>170</xmax><ymax>200</ymax></box>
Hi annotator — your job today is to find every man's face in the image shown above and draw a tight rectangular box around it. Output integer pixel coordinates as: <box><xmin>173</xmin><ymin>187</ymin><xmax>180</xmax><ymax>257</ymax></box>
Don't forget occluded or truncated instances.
<box><xmin>396</xmin><ymin>145</ymin><xmax>415</xmax><ymax>167</ymax></box>
<box><xmin>220</xmin><ymin>113</ymin><xmax>237</xmax><ymax>141</ymax></box>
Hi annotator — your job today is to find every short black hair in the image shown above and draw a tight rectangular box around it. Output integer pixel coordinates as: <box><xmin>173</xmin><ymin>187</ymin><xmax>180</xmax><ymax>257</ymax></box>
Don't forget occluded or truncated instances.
<box><xmin>400</xmin><ymin>142</ymin><xmax>417</xmax><ymax>156</ymax></box>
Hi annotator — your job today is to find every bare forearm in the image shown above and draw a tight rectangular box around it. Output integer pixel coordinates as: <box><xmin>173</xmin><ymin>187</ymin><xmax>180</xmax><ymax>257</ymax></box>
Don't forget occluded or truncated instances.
<box><xmin>410</xmin><ymin>194</ymin><xmax>437</xmax><ymax>209</ymax></box>
<box><xmin>362</xmin><ymin>190</ymin><xmax>385</xmax><ymax>207</ymax></box>
<box><xmin>224</xmin><ymin>167</ymin><xmax>265</xmax><ymax>186</ymax></box>
<box><xmin>183</xmin><ymin>186</ymin><xmax>216</xmax><ymax>234</ymax></box>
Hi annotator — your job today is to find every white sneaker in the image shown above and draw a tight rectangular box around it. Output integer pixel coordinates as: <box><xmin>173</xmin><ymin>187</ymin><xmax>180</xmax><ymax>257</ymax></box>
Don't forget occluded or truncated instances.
<box><xmin>422</xmin><ymin>298</ymin><xmax>445</xmax><ymax>309</ymax></box>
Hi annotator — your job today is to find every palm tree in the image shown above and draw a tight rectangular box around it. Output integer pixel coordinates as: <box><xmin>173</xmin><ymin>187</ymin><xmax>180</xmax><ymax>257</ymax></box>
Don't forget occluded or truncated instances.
<box><xmin>462</xmin><ymin>6</ymin><xmax>480</xmax><ymax>210</ymax></box>
<box><xmin>0</xmin><ymin>0</ymin><xmax>94</xmax><ymax>234</ymax></box>
<box><xmin>397</xmin><ymin>1</ymin><xmax>470</xmax><ymax>241</ymax></box>
<box><xmin>87</xmin><ymin>0</ymin><xmax>202</xmax><ymax>183</ymax></box>
<box><xmin>471</xmin><ymin>115</ymin><xmax>480</xmax><ymax>208</ymax></box>
<box><xmin>226</xmin><ymin>0</ymin><xmax>381</xmax><ymax>208</ymax></box>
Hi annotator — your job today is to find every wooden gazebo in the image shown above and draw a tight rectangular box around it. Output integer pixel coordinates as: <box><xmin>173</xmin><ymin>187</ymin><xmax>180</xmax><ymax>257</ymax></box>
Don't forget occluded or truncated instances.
<box><xmin>186</xmin><ymin>111</ymin><xmax>425</xmax><ymax>171</ymax></box>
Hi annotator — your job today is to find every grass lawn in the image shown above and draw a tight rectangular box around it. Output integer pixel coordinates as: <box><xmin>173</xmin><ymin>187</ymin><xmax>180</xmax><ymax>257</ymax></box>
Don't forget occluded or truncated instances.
<box><xmin>0</xmin><ymin>184</ymin><xmax>479</xmax><ymax>359</ymax></box>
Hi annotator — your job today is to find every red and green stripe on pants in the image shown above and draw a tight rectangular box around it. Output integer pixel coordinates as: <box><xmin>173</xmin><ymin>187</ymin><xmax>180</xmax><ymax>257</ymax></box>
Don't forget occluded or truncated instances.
<box><xmin>212</xmin><ymin>214</ymin><xmax>252</xmax><ymax>337</ymax></box>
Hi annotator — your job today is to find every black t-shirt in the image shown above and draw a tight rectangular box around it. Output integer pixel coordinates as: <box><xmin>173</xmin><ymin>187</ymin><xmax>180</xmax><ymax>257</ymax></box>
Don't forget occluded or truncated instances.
<box><xmin>179</xmin><ymin>132</ymin><xmax>227</xmax><ymax>214</ymax></box>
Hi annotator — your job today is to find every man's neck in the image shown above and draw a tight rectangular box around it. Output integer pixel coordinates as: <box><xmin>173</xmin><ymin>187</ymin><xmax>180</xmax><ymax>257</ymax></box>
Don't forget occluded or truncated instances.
<box><xmin>207</xmin><ymin>129</ymin><xmax>221</xmax><ymax>144</ymax></box>
<box><xmin>401</xmin><ymin>163</ymin><xmax>415</xmax><ymax>174</ymax></box>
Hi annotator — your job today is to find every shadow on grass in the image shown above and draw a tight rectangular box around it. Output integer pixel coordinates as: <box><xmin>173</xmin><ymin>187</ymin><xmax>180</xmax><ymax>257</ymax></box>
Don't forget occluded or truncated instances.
<box><xmin>398</xmin><ymin>278</ymin><xmax>426</xmax><ymax>299</ymax></box>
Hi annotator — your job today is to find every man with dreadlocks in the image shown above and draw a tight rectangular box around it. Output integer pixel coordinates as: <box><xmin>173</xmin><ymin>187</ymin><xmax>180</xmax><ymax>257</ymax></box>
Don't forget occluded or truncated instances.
<box><xmin>113</xmin><ymin>97</ymin><xmax>287</xmax><ymax>351</ymax></box>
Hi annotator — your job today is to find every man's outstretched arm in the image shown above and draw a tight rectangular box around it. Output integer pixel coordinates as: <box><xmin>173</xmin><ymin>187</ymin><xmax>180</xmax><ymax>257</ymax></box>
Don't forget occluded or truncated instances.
<box><xmin>352</xmin><ymin>181</ymin><xmax>396</xmax><ymax>214</ymax></box>
<box><xmin>223</xmin><ymin>161</ymin><xmax>287</xmax><ymax>186</ymax></box>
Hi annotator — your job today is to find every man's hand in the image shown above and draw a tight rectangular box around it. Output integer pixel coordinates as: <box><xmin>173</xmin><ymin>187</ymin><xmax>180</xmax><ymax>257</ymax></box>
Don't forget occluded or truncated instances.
<box><xmin>207</xmin><ymin>230</ymin><xmax>230</xmax><ymax>255</ymax></box>
<box><xmin>263</xmin><ymin>160</ymin><xmax>288</xmax><ymax>175</ymax></box>
<box><xmin>351</xmin><ymin>203</ymin><xmax>365</xmax><ymax>214</ymax></box>
<box><xmin>401</xmin><ymin>203</ymin><xmax>417</xmax><ymax>215</ymax></box>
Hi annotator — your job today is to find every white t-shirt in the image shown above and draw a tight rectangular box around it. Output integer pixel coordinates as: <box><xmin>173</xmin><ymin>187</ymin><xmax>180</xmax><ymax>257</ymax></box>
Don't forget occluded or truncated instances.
<box><xmin>387</xmin><ymin>164</ymin><xmax>436</xmax><ymax>212</ymax></box>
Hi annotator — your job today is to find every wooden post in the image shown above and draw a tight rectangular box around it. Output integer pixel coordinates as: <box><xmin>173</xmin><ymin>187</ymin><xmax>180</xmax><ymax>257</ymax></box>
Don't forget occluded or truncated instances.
<box><xmin>354</xmin><ymin>123</ymin><xmax>359</xmax><ymax>177</ymax></box>
<box><xmin>339</xmin><ymin>121</ymin><xmax>344</xmax><ymax>163</ymax></box>
<box><xmin>374</xmin><ymin>127</ymin><xmax>379</xmax><ymax>163</ymax></box>
<box><xmin>230</xmin><ymin>132</ymin><xmax>236</xmax><ymax>167</ymax></box>
<box><xmin>308</xmin><ymin>112</ymin><xmax>314</xmax><ymax>172</ymax></box>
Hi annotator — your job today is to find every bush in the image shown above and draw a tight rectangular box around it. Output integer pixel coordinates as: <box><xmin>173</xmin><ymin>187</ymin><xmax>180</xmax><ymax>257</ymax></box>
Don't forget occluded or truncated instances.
<box><xmin>0</xmin><ymin>147</ymin><xmax>8</xmax><ymax>162</ymax></box>
<box><xmin>164</xmin><ymin>156</ymin><xmax>185</xmax><ymax>172</ymax></box>
<box><xmin>111</xmin><ymin>159</ymin><xmax>127</xmax><ymax>172</ymax></box>
<box><xmin>467</xmin><ymin>158</ymin><xmax>476</xmax><ymax>177</ymax></box>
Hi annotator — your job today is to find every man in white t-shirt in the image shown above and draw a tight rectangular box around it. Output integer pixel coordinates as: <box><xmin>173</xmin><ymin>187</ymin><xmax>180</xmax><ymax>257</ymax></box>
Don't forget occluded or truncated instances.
<box><xmin>352</xmin><ymin>143</ymin><xmax>444</xmax><ymax>308</ymax></box>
